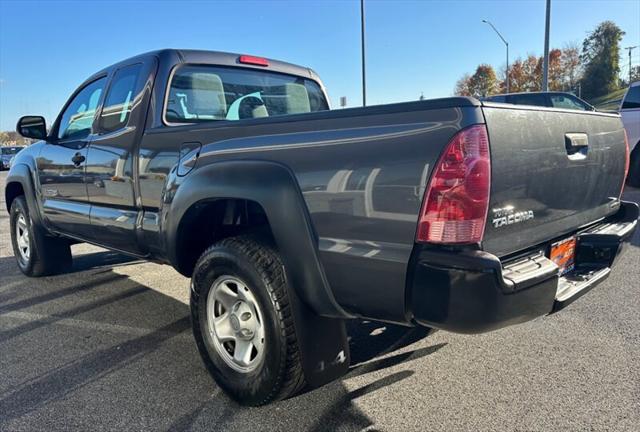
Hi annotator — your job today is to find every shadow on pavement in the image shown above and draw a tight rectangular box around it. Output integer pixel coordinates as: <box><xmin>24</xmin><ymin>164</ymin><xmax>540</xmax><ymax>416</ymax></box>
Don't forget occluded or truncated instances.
<box><xmin>0</xmin><ymin>251</ymin><xmax>440</xmax><ymax>431</ymax></box>
<box><xmin>70</xmin><ymin>249</ymin><xmax>140</xmax><ymax>272</ymax></box>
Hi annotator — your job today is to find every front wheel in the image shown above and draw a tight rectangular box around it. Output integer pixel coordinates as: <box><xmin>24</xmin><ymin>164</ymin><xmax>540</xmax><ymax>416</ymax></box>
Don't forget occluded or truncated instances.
<box><xmin>9</xmin><ymin>196</ymin><xmax>72</xmax><ymax>277</ymax></box>
<box><xmin>190</xmin><ymin>236</ymin><xmax>306</xmax><ymax>406</ymax></box>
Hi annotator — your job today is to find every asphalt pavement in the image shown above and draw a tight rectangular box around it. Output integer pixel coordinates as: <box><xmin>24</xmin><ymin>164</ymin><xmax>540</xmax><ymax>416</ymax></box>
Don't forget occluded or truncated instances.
<box><xmin>1</xmin><ymin>170</ymin><xmax>639</xmax><ymax>431</ymax></box>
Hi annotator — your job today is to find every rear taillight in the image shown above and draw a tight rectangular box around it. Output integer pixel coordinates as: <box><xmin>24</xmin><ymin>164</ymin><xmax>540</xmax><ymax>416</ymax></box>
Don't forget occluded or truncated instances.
<box><xmin>416</xmin><ymin>124</ymin><xmax>491</xmax><ymax>244</ymax></box>
<box><xmin>622</xmin><ymin>129</ymin><xmax>630</xmax><ymax>196</ymax></box>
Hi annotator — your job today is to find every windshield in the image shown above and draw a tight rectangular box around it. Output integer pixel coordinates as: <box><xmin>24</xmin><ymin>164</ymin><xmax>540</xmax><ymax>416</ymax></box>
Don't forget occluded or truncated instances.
<box><xmin>1</xmin><ymin>147</ymin><xmax>23</xmax><ymax>155</ymax></box>
<box><xmin>165</xmin><ymin>65</ymin><xmax>329</xmax><ymax>124</ymax></box>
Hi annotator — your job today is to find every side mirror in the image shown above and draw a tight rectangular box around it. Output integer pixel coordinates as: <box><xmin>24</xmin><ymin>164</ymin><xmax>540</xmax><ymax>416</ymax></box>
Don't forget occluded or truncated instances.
<box><xmin>17</xmin><ymin>116</ymin><xmax>47</xmax><ymax>140</ymax></box>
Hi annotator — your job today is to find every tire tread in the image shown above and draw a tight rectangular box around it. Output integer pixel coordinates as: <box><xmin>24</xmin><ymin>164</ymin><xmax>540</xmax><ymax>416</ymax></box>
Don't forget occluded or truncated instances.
<box><xmin>193</xmin><ymin>235</ymin><xmax>306</xmax><ymax>405</ymax></box>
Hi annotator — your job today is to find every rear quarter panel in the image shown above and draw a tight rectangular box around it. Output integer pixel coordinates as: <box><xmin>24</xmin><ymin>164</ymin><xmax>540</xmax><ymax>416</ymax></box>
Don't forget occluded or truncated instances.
<box><xmin>144</xmin><ymin>101</ymin><xmax>482</xmax><ymax>322</ymax></box>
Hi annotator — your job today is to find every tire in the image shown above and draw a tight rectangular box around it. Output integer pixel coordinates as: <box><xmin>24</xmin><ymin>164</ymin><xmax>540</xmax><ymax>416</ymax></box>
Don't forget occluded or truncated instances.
<box><xmin>626</xmin><ymin>145</ymin><xmax>640</xmax><ymax>188</ymax></box>
<box><xmin>9</xmin><ymin>196</ymin><xmax>72</xmax><ymax>277</ymax></box>
<box><xmin>190</xmin><ymin>235</ymin><xmax>305</xmax><ymax>406</ymax></box>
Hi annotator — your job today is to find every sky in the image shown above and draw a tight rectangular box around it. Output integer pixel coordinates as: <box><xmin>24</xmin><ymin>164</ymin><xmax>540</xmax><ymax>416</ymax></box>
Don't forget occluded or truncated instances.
<box><xmin>0</xmin><ymin>0</ymin><xmax>639</xmax><ymax>131</ymax></box>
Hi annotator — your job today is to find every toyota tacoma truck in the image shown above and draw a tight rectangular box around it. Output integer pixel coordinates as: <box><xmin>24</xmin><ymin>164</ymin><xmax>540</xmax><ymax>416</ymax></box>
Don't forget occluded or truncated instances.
<box><xmin>5</xmin><ymin>49</ymin><xmax>638</xmax><ymax>406</ymax></box>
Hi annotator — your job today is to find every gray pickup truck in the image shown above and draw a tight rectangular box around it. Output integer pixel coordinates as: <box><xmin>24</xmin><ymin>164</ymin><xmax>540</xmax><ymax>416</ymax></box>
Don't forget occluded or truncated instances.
<box><xmin>6</xmin><ymin>49</ymin><xmax>638</xmax><ymax>406</ymax></box>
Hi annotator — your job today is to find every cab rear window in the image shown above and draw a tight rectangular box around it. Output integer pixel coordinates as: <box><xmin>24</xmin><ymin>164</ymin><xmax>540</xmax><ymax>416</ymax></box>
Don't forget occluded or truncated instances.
<box><xmin>165</xmin><ymin>65</ymin><xmax>329</xmax><ymax>124</ymax></box>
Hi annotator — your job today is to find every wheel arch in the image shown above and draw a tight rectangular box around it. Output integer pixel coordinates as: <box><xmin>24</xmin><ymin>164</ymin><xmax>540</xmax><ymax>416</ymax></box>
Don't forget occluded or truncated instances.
<box><xmin>5</xmin><ymin>164</ymin><xmax>45</xmax><ymax>227</ymax></box>
<box><xmin>5</xmin><ymin>180</ymin><xmax>24</xmax><ymax>212</ymax></box>
<box><xmin>173</xmin><ymin>196</ymin><xmax>273</xmax><ymax>277</ymax></box>
<box><xmin>165</xmin><ymin>159</ymin><xmax>351</xmax><ymax>319</ymax></box>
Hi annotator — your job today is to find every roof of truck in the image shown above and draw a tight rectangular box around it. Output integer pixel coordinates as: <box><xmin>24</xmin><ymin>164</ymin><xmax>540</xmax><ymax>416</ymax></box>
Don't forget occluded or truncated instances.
<box><xmin>89</xmin><ymin>49</ymin><xmax>322</xmax><ymax>83</ymax></box>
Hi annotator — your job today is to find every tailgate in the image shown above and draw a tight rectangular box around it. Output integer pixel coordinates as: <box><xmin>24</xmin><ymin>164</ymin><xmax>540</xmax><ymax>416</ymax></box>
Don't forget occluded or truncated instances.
<box><xmin>481</xmin><ymin>104</ymin><xmax>627</xmax><ymax>257</ymax></box>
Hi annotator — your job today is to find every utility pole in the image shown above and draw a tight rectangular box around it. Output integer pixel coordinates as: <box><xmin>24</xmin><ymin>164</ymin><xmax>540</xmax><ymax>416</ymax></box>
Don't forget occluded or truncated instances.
<box><xmin>482</xmin><ymin>20</ymin><xmax>509</xmax><ymax>93</ymax></box>
<box><xmin>542</xmin><ymin>0</ymin><xmax>551</xmax><ymax>91</ymax></box>
<box><xmin>625</xmin><ymin>46</ymin><xmax>638</xmax><ymax>84</ymax></box>
<box><xmin>361</xmin><ymin>0</ymin><xmax>367</xmax><ymax>106</ymax></box>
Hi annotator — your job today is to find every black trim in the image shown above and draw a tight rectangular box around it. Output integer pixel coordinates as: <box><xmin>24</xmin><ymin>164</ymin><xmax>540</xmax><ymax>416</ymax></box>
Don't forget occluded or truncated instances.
<box><xmin>164</xmin><ymin>159</ymin><xmax>353</xmax><ymax>319</ymax></box>
<box><xmin>5</xmin><ymin>164</ymin><xmax>44</xmax><ymax>227</ymax></box>
<box><xmin>407</xmin><ymin>201</ymin><xmax>638</xmax><ymax>333</ymax></box>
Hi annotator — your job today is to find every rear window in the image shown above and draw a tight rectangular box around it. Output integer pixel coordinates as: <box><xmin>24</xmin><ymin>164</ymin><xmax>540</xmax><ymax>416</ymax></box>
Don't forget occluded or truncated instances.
<box><xmin>485</xmin><ymin>95</ymin><xmax>506</xmax><ymax>103</ymax></box>
<box><xmin>622</xmin><ymin>86</ymin><xmax>640</xmax><ymax>109</ymax></box>
<box><xmin>549</xmin><ymin>94</ymin><xmax>586</xmax><ymax>111</ymax></box>
<box><xmin>507</xmin><ymin>94</ymin><xmax>548</xmax><ymax>107</ymax></box>
<box><xmin>165</xmin><ymin>65</ymin><xmax>329</xmax><ymax>124</ymax></box>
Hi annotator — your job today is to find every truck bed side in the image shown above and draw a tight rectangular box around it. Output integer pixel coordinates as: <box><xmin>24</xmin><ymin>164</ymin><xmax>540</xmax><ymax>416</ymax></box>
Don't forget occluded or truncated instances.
<box><xmin>140</xmin><ymin>98</ymin><xmax>483</xmax><ymax>323</ymax></box>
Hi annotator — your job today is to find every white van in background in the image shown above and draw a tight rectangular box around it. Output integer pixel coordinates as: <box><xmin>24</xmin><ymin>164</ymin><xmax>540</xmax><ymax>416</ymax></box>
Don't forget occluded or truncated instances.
<box><xmin>621</xmin><ymin>81</ymin><xmax>640</xmax><ymax>187</ymax></box>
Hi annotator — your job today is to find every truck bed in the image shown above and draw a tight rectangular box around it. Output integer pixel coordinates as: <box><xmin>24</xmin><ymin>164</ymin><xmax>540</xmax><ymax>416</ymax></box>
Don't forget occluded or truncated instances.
<box><xmin>141</xmin><ymin>96</ymin><xmax>627</xmax><ymax>324</ymax></box>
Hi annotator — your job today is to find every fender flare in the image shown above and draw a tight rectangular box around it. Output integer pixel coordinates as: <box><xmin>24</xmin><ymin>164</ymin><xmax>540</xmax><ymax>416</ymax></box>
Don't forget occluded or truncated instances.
<box><xmin>164</xmin><ymin>159</ymin><xmax>353</xmax><ymax>319</ymax></box>
<box><xmin>5</xmin><ymin>163</ymin><xmax>45</xmax><ymax>228</ymax></box>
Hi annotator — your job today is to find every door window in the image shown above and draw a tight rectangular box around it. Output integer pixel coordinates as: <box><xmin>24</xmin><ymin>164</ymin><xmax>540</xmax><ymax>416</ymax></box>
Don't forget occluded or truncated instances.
<box><xmin>57</xmin><ymin>78</ymin><xmax>107</xmax><ymax>140</ymax></box>
<box><xmin>100</xmin><ymin>64</ymin><xmax>143</xmax><ymax>132</ymax></box>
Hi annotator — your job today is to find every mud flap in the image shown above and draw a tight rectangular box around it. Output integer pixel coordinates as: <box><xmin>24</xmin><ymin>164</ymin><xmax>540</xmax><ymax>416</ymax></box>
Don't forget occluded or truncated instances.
<box><xmin>288</xmin><ymin>284</ymin><xmax>350</xmax><ymax>390</ymax></box>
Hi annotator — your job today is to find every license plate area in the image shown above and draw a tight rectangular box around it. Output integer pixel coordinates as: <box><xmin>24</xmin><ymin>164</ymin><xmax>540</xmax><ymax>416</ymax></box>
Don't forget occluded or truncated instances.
<box><xmin>549</xmin><ymin>237</ymin><xmax>577</xmax><ymax>276</ymax></box>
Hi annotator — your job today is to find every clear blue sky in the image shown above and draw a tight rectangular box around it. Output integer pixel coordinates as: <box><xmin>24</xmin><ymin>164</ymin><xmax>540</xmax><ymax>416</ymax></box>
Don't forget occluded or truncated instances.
<box><xmin>0</xmin><ymin>0</ymin><xmax>639</xmax><ymax>131</ymax></box>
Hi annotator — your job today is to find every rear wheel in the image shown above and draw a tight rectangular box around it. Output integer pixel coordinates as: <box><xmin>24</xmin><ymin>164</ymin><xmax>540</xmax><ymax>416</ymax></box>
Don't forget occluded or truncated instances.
<box><xmin>190</xmin><ymin>236</ymin><xmax>305</xmax><ymax>406</ymax></box>
<box><xmin>9</xmin><ymin>196</ymin><xmax>72</xmax><ymax>277</ymax></box>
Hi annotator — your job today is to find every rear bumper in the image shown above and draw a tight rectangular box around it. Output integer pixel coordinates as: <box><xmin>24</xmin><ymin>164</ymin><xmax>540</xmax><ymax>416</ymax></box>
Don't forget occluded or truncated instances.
<box><xmin>408</xmin><ymin>201</ymin><xmax>638</xmax><ymax>334</ymax></box>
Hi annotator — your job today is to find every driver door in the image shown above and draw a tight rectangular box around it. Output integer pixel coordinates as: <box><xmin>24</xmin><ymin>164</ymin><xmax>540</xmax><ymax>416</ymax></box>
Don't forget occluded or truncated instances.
<box><xmin>37</xmin><ymin>76</ymin><xmax>107</xmax><ymax>236</ymax></box>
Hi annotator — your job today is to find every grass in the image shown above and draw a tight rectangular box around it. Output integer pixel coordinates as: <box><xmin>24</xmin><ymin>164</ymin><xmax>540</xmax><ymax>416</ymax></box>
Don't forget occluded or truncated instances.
<box><xmin>588</xmin><ymin>88</ymin><xmax>627</xmax><ymax>112</ymax></box>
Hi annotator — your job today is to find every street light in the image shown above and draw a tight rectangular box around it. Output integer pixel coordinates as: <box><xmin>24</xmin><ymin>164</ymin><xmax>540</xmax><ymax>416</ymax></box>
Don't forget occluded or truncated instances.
<box><xmin>482</xmin><ymin>19</ymin><xmax>509</xmax><ymax>94</ymax></box>
<box><xmin>361</xmin><ymin>0</ymin><xmax>366</xmax><ymax>106</ymax></box>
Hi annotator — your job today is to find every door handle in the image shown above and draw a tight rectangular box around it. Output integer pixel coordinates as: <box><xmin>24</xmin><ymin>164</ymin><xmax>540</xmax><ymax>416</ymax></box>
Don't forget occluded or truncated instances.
<box><xmin>564</xmin><ymin>133</ymin><xmax>589</xmax><ymax>160</ymax></box>
<box><xmin>71</xmin><ymin>152</ymin><xmax>86</xmax><ymax>167</ymax></box>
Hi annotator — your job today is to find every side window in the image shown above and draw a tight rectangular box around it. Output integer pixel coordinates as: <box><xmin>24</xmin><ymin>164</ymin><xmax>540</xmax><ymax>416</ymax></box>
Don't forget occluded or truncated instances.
<box><xmin>100</xmin><ymin>64</ymin><xmax>143</xmax><ymax>132</ymax></box>
<box><xmin>550</xmin><ymin>95</ymin><xmax>586</xmax><ymax>111</ymax></box>
<box><xmin>622</xmin><ymin>86</ymin><xmax>640</xmax><ymax>109</ymax></box>
<box><xmin>57</xmin><ymin>78</ymin><xmax>106</xmax><ymax>140</ymax></box>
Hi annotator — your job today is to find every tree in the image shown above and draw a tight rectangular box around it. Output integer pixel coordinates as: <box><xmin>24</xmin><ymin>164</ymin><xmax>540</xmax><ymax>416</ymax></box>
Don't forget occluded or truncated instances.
<box><xmin>548</xmin><ymin>49</ymin><xmax>564</xmax><ymax>91</ymax></box>
<box><xmin>467</xmin><ymin>64</ymin><xmax>499</xmax><ymax>97</ymax></box>
<box><xmin>629</xmin><ymin>66</ymin><xmax>640</xmax><ymax>84</ymax></box>
<box><xmin>560</xmin><ymin>42</ymin><xmax>582</xmax><ymax>91</ymax></box>
<box><xmin>580</xmin><ymin>21</ymin><xmax>625</xmax><ymax>99</ymax></box>
<box><xmin>503</xmin><ymin>48</ymin><xmax>582</xmax><ymax>93</ymax></box>
<box><xmin>0</xmin><ymin>131</ymin><xmax>33</xmax><ymax>146</ymax></box>
<box><xmin>504</xmin><ymin>59</ymin><xmax>525</xmax><ymax>92</ymax></box>
<box><xmin>522</xmin><ymin>55</ymin><xmax>543</xmax><ymax>91</ymax></box>
<box><xmin>453</xmin><ymin>73</ymin><xmax>472</xmax><ymax>96</ymax></box>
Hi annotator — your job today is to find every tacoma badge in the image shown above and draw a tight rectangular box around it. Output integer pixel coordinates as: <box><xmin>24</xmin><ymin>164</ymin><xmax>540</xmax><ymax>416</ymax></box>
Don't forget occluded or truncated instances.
<box><xmin>492</xmin><ymin>206</ymin><xmax>534</xmax><ymax>228</ymax></box>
